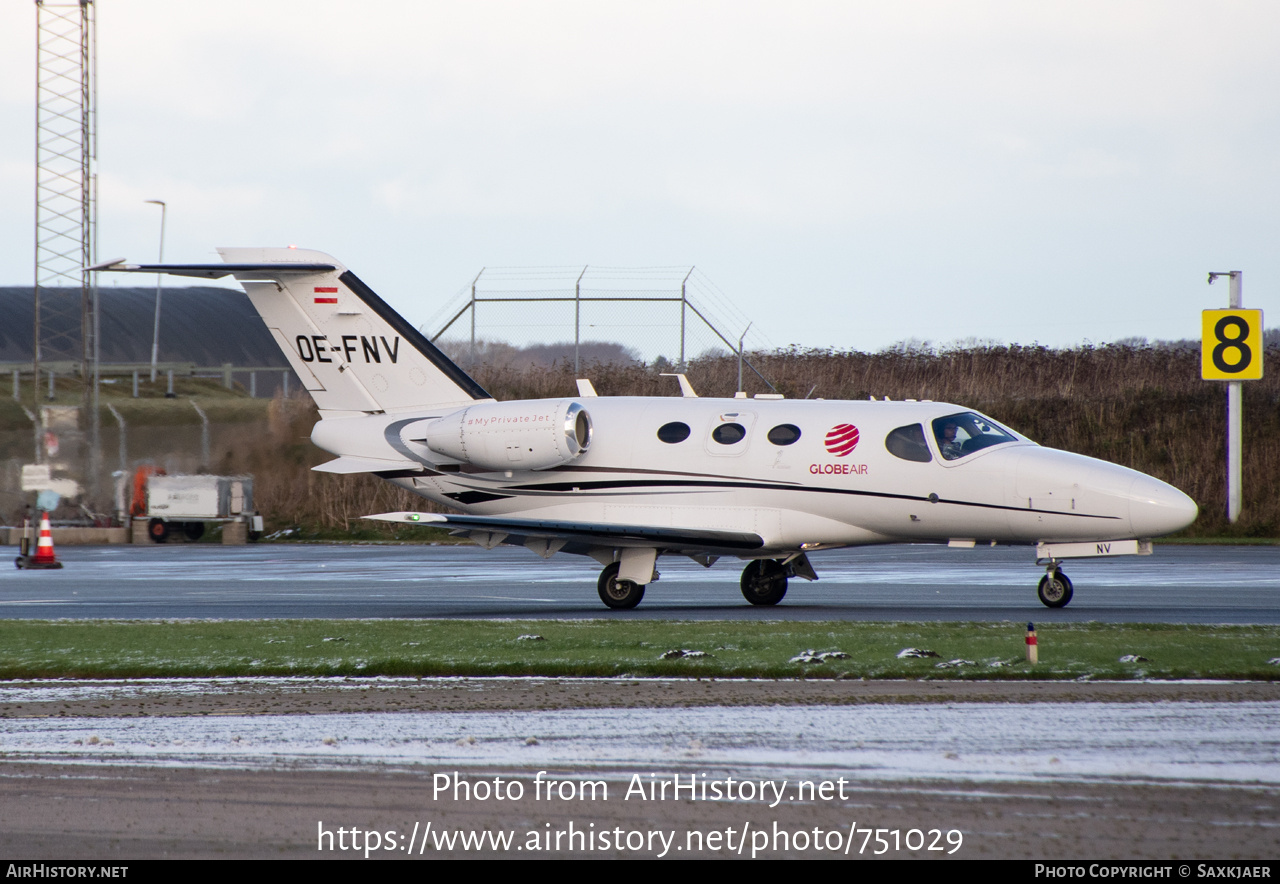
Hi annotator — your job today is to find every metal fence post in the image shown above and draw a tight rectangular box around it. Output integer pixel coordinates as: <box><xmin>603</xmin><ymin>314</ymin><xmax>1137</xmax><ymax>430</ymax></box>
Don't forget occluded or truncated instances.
<box><xmin>574</xmin><ymin>266</ymin><xmax>587</xmax><ymax>375</ymax></box>
<box><xmin>680</xmin><ymin>267</ymin><xmax>693</xmax><ymax>371</ymax></box>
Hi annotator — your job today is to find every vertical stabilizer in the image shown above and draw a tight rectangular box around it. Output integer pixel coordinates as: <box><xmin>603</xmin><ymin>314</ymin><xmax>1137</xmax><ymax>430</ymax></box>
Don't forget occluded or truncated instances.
<box><xmin>216</xmin><ymin>248</ymin><xmax>491</xmax><ymax>418</ymax></box>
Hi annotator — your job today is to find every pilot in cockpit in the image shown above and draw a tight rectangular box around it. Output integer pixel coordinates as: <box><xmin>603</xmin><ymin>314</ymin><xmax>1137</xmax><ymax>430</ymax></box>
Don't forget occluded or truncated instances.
<box><xmin>940</xmin><ymin>420</ymin><xmax>964</xmax><ymax>460</ymax></box>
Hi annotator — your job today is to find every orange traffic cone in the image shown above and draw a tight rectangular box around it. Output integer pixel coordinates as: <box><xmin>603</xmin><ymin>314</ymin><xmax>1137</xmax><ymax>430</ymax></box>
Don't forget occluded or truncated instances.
<box><xmin>21</xmin><ymin>512</ymin><xmax>63</xmax><ymax>570</ymax></box>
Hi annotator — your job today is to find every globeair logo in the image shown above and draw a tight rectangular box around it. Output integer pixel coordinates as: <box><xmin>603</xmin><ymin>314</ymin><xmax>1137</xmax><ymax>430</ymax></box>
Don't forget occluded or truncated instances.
<box><xmin>824</xmin><ymin>424</ymin><xmax>860</xmax><ymax>457</ymax></box>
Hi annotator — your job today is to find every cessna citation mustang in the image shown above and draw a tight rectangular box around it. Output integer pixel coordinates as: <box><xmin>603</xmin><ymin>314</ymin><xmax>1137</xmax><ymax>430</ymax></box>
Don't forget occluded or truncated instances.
<box><xmin>94</xmin><ymin>249</ymin><xmax>1198</xmax><ymax>610</ymax></box>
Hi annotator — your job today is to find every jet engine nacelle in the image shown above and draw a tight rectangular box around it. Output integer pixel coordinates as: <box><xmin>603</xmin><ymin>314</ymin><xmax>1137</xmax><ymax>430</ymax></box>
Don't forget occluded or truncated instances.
<box><xmin>423</xmin><ymin>399</ymin><xmax>592</xmax><ymax>471</ymax></box>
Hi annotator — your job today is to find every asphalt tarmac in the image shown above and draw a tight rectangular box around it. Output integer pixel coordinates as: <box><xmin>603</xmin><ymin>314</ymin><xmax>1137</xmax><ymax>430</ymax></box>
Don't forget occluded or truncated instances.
<box><xmin>2</xmin><ymin>541</ymin><xmax>1277</xmax><ymax>622</ymax></box>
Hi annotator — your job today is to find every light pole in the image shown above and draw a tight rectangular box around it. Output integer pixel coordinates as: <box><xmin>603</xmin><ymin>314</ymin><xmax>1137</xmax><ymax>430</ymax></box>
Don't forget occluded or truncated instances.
<box><xmin>145</xmin><ymin>199</ymin><xmax>166</xmax><ymax>382</ymax></box>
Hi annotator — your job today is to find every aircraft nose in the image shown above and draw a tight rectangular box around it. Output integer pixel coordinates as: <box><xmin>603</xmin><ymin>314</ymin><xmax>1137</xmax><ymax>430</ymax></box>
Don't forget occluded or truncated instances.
<box><xmin>1128</xmin><ymin>473</ymin><xmax>1198</xmax><ymax>538</ymax></box>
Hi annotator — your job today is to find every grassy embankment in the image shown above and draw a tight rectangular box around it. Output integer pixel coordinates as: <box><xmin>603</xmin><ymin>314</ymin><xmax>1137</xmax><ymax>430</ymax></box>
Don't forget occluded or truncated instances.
<box><xmin>1</xmin><ymin>620</ymin><xmax>1277</xmax><ymax>680</ymax></box>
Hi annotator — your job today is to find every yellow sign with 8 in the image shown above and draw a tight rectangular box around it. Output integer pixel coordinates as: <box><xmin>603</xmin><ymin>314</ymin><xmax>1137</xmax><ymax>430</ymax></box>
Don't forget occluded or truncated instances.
<box><xmin>1201</xmin><ymin>309</ymin><xmax>1264</xmax><ymax>380</ymax></box>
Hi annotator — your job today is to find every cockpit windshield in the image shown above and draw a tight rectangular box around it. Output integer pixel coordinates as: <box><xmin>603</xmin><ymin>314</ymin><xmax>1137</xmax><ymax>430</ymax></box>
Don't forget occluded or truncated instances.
<box><xmin>932</xmin><ymin>412</ymin><xmax>1017</xmax><ymax>461</ymax></box>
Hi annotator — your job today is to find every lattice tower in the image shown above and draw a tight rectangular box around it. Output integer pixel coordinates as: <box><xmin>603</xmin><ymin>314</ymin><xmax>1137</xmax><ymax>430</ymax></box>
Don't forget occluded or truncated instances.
<box><xmin>33</xmin><ymin>0</ymin><xmax>97</xmax><ymax>399</ymax></box>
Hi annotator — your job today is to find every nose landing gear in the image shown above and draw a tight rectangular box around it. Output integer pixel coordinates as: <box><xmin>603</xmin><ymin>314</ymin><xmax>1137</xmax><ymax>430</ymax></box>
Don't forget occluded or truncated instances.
<box><xmin>1037</xmin><ymin>566</ymin><xmax>1074</xmax><ymax>608</ymax></box>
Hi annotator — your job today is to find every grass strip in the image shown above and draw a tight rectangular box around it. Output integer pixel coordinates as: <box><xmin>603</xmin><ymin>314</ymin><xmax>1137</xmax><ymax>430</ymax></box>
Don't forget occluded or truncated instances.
<box><xmin>1</xmin><ymin>620</ymin><xmax>1278</xmax><ymax>680</ymax></box>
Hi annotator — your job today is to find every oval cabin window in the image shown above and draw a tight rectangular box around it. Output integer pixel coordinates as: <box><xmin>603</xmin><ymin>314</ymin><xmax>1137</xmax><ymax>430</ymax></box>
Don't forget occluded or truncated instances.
<box><xmin>711</xmin><ymin>423</ymin><xmax>746</xmax><ymax>445</ymax></box>
<box><xmin>767</xmin><ymin>424</ymin><xmax>802</xmax><ymax>446</ymax></box>
<box><xmin>656</xmin><ymin>421</ymin><xmax>691</xmax><ymax>443</ymax></box>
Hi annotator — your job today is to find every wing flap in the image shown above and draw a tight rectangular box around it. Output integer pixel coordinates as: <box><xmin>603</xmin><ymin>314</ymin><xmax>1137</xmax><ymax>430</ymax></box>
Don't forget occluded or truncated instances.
<box><xmin>363</xmin><ymin>511</ymin><xmax>765</xmax><ymax>552</ymax></box>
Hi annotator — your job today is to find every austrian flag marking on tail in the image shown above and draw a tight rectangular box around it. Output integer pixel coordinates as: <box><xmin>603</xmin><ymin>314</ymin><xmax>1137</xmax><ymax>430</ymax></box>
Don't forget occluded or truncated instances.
<box><xmin>314</xmin><ymin>286</ymin><xmax>338</xmax><ymax>304</ymax></box>
<box><xmin>824</xmin><ymin>423</ymin><xmax>860</xmax><ymax>457</ymax></box>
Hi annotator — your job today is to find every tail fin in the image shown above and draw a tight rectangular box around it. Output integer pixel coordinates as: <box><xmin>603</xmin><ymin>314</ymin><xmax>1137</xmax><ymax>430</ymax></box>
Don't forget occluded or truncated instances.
<box><xmin>96</xmin><ymin>248</ymin><xmax>491</xmax><ymax>418</ymax></box>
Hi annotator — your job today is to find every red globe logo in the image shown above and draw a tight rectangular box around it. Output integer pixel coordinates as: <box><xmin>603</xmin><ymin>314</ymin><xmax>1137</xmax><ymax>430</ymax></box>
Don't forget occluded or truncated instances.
<box><xmin>824</xmin><ymin>424</ymin><xmax>860</xmax><ymax>457</ymax></box>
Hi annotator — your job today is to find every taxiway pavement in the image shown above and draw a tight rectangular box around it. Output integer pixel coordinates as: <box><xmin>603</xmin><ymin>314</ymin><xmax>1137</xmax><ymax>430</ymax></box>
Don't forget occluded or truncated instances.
<box><xmin>2</xmin><ymin>542</ymin><xmax>1277</xmax><ymax>622</ymax></box>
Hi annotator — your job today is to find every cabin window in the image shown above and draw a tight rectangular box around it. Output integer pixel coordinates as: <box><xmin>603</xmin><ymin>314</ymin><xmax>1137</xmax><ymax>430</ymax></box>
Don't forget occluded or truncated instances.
<box><xmin>932</xmin><ymin>412</ymin><xmax>1016</xmax><ymax>461</ymax></box>
<box><xmin>767</xmin><ymin>424</ymin><xmax>802</xmax><ymax>446</ymax></box>
<box><xmin>657</xmin><ymin>421</ymin><xmax>691</xmax><ymax>443</ymax></box>
<box><xmin>885</xmin><ymin>423</ymin><xmax>932</xmax><ymax>463</ymax></box>
<box><xmin>711</xmin><ymin>423</ymin><xmax>746</xmax><ymax>445</ymax></box>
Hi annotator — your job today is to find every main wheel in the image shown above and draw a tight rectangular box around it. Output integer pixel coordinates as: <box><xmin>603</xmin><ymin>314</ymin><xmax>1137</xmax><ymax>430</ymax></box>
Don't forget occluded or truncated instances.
<box><xmin>597</xmin><ymin>562</ymin><xmax>645</xmax><ymax>609</ymax></box>
<box><xmin>740</xmin><ymin>559</ymin><xmax>788</xmax><ymax>606</ymax></box>
<box><xmin>148</xmin><ymin>518</ymin><xmax>170</xmax><ymax>543</ymax></box>
<box><xmin>1037</xmin><ymin>571</ymin><xmax>1074</xmax><ymax>608</ymax></box>
<box><xmin>182</xmin><ymin>521</ymin><xmax>205</xmax><ymax>541</ymax></box>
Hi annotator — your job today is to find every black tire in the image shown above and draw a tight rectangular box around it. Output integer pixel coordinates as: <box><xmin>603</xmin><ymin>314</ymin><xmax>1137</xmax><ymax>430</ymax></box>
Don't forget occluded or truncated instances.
<box><xmin>597</xmin><ymin>562</ymin><xmax>645</xmax><ymax>609</ymax></box>
<box><xmin>741</xmin><ymin>559</ymin><xmax>788</xmax><ymax>605</ymax></box>
<box><xmin>183</xmin><ymin>521</ymin><xmax>205</xmax><ymax>541</ymax></box>
<box><xmin>1038</xmin><ymin>571</ymin><xmax>1074</xmax><ymax>608</ymax></box>
<box><xmin>148</xmin><ymin>518</ymin><xmax>170</xmax><ymax>543</ymax></box>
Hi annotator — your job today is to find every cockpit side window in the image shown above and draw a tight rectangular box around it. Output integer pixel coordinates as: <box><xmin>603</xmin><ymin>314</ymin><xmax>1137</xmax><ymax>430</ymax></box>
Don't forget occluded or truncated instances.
<box><xmin>932</xmin><ymin>412</ymin><xmax>1016</xmax><ymax>461</ymax></box>
<box><xmin>885</xmin><ymin>423</ymin><xmax>932</xmax><ymax>463</ymax></box>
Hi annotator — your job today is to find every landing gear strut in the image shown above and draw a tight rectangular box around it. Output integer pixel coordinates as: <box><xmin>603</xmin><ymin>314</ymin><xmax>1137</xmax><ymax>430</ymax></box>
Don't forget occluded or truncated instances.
<box><xmin>1037</xmin><ymin>566</ymin><xmax>1074</xmax><ymax>608</ymax></box>
<box><xmin>597</xmin><ymin>562</ymin><xmax>645</xmax><ymax>609</ymax></box>
<box><xmin>740</xmin><ymin>559</ymin><xmax>788</xmax><ymax>606</ymax></box>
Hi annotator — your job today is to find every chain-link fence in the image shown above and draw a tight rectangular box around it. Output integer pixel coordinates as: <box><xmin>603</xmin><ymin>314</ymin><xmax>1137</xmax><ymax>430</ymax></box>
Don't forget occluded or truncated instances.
<box><xmin>424</xmin><ymin>266</ymin><xmax>774</xmax><ymax>384</ymax></box>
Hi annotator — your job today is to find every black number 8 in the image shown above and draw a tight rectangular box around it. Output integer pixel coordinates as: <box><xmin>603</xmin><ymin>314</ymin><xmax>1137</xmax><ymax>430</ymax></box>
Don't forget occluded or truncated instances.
<box><xmin>1212</xmin><ymin>316</ymin><xmax>1252</xmax><ymax>374</ymax></box>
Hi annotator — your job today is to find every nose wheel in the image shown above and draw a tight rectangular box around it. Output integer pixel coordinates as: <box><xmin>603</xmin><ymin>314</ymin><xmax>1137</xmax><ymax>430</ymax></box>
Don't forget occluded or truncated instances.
<box><xmin>740</xmin><ymin>559</ymin><xmax>789</xmax><ymax>606</ymax></box>
<box><xmin>597</xmin><ymin>562</ymin><xmax>645</xmax><ymax>609</ymax></box>
<box><xmin>1037</xmin><ymin>568</ymin><xmax>1074</xmax><ymax>608</ymax></box>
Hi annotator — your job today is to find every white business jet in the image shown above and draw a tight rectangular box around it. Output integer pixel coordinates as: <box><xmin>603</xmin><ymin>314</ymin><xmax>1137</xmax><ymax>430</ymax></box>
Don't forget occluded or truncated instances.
<box><xmin>94</xmin><ymin>249</ymin><xmax>1198</xmax><ymax>610</ymax></box>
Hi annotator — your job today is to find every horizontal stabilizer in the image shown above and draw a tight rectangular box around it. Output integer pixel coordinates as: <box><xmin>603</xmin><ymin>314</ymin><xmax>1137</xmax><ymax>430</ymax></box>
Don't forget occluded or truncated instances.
<box><xmin>363</xmin><ymin>511</ymin><xmax>766</xmax><ymax>552</ymax></box>
<box><xmin>87</xmin><ymin>260</ymin><xmax>337</xmax><ymax>279</ymax></box>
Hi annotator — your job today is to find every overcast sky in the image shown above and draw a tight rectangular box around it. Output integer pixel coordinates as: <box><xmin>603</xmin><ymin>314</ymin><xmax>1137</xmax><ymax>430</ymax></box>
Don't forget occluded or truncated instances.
<box><xmin>2</xmin><ymin>1</ymin><xmax>1277</xmax><ymax>356</ymax></box>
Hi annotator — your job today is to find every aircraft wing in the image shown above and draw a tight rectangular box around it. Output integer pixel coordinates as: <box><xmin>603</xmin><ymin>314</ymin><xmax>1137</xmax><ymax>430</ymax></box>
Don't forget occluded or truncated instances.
<box><xmin>363</xmin><ymin>511</ymin><xmax>765</xmax><ymax>553</ymax></box>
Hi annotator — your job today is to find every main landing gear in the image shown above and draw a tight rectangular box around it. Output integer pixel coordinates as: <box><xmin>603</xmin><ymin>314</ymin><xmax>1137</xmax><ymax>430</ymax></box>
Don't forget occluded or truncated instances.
<box><xmin>594</xmin><ymin>553</ymin><xmax>811</xmax><ymax>610</ymax></box>
<box><xmin>597</xmin><ymin>562</ymin><xmax>645</xmax><ymax>610</ymax></box>
<box><xmin>1037</xmin><ymin>566</ymin><xmax>1074</xmax><ymax>608</ymax></box>
<box><xmin>740</xmin><ymin>559</ymin><xmax>788</xmax><ymax>606</ymax></box>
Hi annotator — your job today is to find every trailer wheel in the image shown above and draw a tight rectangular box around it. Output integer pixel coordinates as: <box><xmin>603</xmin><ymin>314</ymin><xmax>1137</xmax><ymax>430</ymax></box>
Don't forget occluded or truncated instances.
<box><xmin>183</xmin><ymin>521</ymin><xmax>205</xmax><ymax>541</ymax></box>
<box><xmin>148</xmin><ymin>519</ymin><xmax>169</xmax><ymax>543</ymax></box>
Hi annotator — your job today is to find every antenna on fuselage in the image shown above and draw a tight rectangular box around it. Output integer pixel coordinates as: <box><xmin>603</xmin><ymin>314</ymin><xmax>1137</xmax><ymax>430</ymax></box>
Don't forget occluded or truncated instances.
<box><xmin>660</xmin><ymin>373</ymin><xmax>698</xmax><ymax>398</ymax></box>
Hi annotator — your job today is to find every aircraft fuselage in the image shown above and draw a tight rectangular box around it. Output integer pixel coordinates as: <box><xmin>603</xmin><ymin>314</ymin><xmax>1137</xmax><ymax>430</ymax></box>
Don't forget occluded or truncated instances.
<box><xmin>313</xmin><ymin>395</ymin><xmax>1196</xmax><ymax>556</ymax></box>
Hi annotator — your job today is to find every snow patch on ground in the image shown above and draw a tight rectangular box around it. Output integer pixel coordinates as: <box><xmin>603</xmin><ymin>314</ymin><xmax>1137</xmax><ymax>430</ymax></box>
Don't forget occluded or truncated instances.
<box><xmin>1</xmin><ymin>699</ymin><xmax>1276</xmax><ymax>786</ymax></box>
